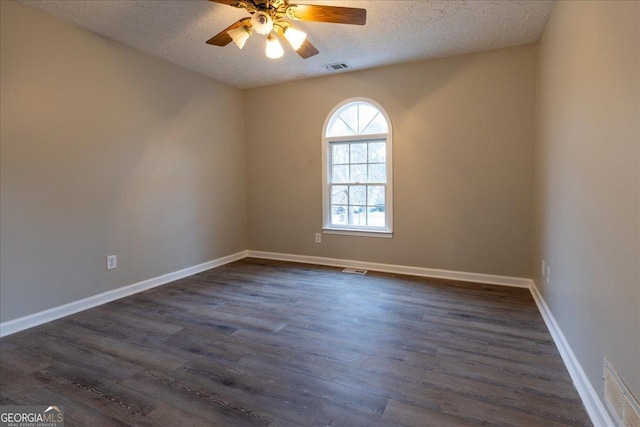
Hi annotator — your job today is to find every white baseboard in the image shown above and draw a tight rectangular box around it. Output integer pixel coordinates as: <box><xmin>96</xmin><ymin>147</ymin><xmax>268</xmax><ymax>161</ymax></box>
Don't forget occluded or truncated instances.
<box><xmin>246</xmin><ymin>250</ymin><xmax>531</xmax><ymax>288</ymax></box>
<box><xmin>529</xmin><ymin>279</ymin><xmax>615</xmax><ymax>427</ymax></box>
<box><xmin>0</xmin><ymin>250</ymin><xmax>248</xmax><ymax>338</ymax></box>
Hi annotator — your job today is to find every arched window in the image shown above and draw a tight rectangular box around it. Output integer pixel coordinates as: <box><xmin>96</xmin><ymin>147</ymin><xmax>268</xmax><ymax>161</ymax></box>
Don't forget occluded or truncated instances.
<box><xmin>322</xmin><ymin>98</ymin><xmax>392</xmax><ymax>236</ymax></box>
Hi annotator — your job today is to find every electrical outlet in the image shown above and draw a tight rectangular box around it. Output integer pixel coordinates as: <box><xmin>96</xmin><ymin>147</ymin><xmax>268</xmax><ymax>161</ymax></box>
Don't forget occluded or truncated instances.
<box><xmin>546</xmin><ymin>266</ymin><xmax>550</xmax><ymax>283</ymax></box>
<box><xmin>106</xmin><ymin>255</ymin><xmax>117</xmax><ymax>270</ymax></box>
<box><xmin>542</xmin><ymin>260</ymin><xmax>546</xmax><ymax>277</ymax></box>
<box><xmin>315</xmin><ymin>233</ymin><xmax>322</xmax><ymax>243</ymax></box>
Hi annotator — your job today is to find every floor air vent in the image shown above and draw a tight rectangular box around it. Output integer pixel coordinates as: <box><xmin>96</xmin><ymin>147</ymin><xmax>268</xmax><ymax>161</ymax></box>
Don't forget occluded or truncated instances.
<box><xmin>324</xmin><ymin>62</ymin><xmax>350</xmax><ymax>71</ymax></box>
<box><xmin>604</xmin><ymin>358</ymin><xmax>640</xmax><ymax>427</ymax></box>
<box><xmin>342</xmin><ymin>268</ymin><xmax>367</xmax><ymax>275</ymax></box>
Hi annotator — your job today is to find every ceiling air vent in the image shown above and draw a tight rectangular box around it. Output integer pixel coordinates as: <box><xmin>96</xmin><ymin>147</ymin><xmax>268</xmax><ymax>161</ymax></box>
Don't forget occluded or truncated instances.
<box><xmin>324</xmin><ymin>62</ymin><xmax>351</xmax><ymax>71</ymax></box>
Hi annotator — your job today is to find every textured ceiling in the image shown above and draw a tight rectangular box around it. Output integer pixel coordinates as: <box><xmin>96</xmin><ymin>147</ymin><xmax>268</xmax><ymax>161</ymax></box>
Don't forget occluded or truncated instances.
<box><xmin>18</xmin><ymin>0</ymin><xmax>554</xmax><ymax>89</ymax></box>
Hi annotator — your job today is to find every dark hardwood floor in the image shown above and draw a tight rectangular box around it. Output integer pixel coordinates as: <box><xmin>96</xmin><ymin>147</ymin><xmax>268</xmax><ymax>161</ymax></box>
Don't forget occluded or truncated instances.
<box><xmin>1</xmin><ymin>258</ymin><xmax>591</xmax><ymax>426</ymax></box>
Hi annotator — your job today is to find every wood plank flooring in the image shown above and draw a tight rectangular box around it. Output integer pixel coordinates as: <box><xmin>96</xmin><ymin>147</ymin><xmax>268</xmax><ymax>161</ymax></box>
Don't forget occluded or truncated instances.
<box><xmin>0</xmin><ymin>258</ymin><xmax>592</xmax><ymax>426</ymax></box>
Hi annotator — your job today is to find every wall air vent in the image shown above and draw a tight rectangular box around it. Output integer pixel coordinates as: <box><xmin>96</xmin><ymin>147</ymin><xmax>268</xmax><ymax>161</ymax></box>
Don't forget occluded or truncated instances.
<box><xmin>342</xmin><ymin>268</ymin><xmax>367</xmax><ymax>275</ymax></box>
<box><xmin>603</xmin><ymin>358</ymin><xmax>640</xmax><ymax>427</ymax></box>
<box><xmin>324</xmin><ymin>62</ymin><xmax>351</xmax><ymax>71</ymax></box>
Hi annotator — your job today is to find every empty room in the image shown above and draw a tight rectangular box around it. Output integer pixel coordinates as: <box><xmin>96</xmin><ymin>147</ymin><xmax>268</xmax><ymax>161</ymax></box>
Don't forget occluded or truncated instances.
<box><xmin>1</xmin><ymin>0</ymin><xmax>638</xmax><ymax>426</ymax></box>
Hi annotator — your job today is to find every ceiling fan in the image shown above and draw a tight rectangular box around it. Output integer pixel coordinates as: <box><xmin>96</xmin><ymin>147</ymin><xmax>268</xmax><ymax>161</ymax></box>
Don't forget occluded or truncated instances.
<box><xmin>206</xmin><ymin>0</ymin><xmax>367</xmax><ymax>59</ymax></box>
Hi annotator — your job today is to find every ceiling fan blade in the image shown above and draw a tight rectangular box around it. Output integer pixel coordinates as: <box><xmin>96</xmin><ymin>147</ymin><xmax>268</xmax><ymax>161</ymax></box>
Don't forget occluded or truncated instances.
<box><xmin>286</xmin><ymin>4</ymin><xmax>366</xmax><ymax>25</ymax></box>
<box><xmin>206</xmin><ymin>18</ymin><xmax>250</xmax><ymax>46</ymax></box>
<box><xmin>297</xmin><ymin>39</ymin><xmax>319</xmax><ymax>59</ymax></box>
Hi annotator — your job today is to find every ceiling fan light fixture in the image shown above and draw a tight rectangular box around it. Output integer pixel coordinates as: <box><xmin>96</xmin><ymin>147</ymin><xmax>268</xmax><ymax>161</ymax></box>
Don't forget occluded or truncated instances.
<box><xmin>284</xmin><ymin>27</ymin><xmax>307</xmax><ymax>51</ymax></box>
<box><xmin>228</xmin><ymin>25</ymin><xmax>251</xmax><ymax>49</ymax></box>
<box><xmin>266</xmin><ymin>33</ymin><xmax>284</xmax><ymax>59</ymax></box>
<box><xmin>207</xmin><ymin>0</ymin><xmax>367</xmax><ymax>60</ymax></box>
<box><xmin>251</xmin><ymin>11</ymin><xmax>274</xmax><ymax>35</ymax></box>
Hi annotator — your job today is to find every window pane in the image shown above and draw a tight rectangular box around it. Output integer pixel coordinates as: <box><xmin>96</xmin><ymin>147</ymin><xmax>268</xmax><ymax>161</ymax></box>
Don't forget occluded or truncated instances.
<box><xmin>362</xmin><ymin>113</ymin><xmax>388</xmax><ymax>134</ymax></box>
<box><xmin>331</xmin><ymin>185</ymin><xmax>348</xmax><ymax>205</ymax></box>
<box><xmin>368</xmin><ymin>164</ymin><xmax>386</xmax><ymax>183</ymax></box>
<box><xmin>358</xmin><ymin>105</ymin><xmax>379</xmax><ymax>134</ymax></box>
<box><xmin>368</xmin><ymin>142</ymin><xmax>386</xmax><ymax>162</ymax></box>
<box><xmin>350</xmin><ymin>143</ymin><xmax>367</xmax><ymax>163</ymax></box>
<box><xmin>349</xmin><ymin>185</ymin><xmax>366</xmax><ymax>205</ymax></box>
<box><xmin>367</xmin><ymin>206</ymin><xmax>385</xmax><ymax>227</ymax></box>
<box><xmin>327</xmin><ymin>117</ymin><xmax>355</xmax><ymax>137</ymax></box>
<box><xmin>348</xmin><ymin>206</ymin><xmax>367</xmax><ymax>225</ymax></box>
<box><xmin>367</xmin><ymin>185</ymin><xmax>385</xmax><ymax>205</ymax></box>
<box><xmin>350</xmin><ymin>164</ymin><xmax>367</xmax><ymax>183</ymax></box>
<box><xmin>332</xmin><ymin>144</ymin><xmax>349</xmax><ymax>164</ymax></box>
<box><xmin>338</xmin><ymin>105</ymin><xmax>358</xmax><ymax>134</ymax></box>
<box><xmin>332</xmin><ymin>165</ymin><xmax>348</xmax><ymax>183</ymax></box>
<box><xmin>331</xmin><ymin>205</ymin><xmax>348</xmax><ymax>225</ymax></box>
<box><xmin>327</xmin><ymin>102</ymin><xmax>388</xmax><ymax>137</ymax></box>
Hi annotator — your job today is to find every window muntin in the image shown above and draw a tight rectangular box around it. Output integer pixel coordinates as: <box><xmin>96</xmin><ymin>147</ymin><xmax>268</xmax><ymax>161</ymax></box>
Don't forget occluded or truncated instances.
<box><xmin>323</xmin><ymin>99</ymin><xmax>392</xmax><ymax>235</ymax></box>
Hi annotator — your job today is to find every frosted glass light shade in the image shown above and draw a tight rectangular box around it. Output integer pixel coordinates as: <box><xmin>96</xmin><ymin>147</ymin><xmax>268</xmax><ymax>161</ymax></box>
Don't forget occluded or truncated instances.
<box><xmin>266</xmin><ymin>34</ymin><xmax>284</xmax><ymax>59</ymax></box>
<box><xmin>228</xmin><ymin>25</ymin><xmax>251</xmax><ymax>49</ymax></box>
<box><xmin>251</xmin><ymin>12</ymin><xmax>273</xmax><ymax>35</ymax></box>
<box><xmin>284</xmin><ymin>27</ymin><xmax>306</xmax><ymax>50</ymax></box>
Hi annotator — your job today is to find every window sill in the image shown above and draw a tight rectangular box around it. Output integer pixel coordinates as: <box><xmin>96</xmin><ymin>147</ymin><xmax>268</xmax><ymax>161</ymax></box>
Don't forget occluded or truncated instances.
<box><xmin>322</xmin><ymin>228</ymin><xmax>393</xmax><ymax>239</ymax></box>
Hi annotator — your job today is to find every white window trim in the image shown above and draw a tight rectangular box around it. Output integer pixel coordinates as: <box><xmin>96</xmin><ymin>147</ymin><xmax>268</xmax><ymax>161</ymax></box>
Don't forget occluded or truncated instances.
<box><xmin>322</xmin><ymin>97</ymin><xmax>393</xmax><ymax>237</ymax></box>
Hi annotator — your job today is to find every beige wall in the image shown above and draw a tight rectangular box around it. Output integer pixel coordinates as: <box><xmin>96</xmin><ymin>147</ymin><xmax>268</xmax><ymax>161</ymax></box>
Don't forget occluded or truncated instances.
<box><xmin>245</xmin><ymin>45</ymin><xmax>536</xmax><ymax>278</ymax></box>
<box><xmin>0</xmin><ymin>1</ymin><xmax>247</xmax><ymax>322</ymax></box>
<box><xmin>533</xmin><ymin>0</ymin><xmax>640</xmax><ymax>398</ymax></box>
